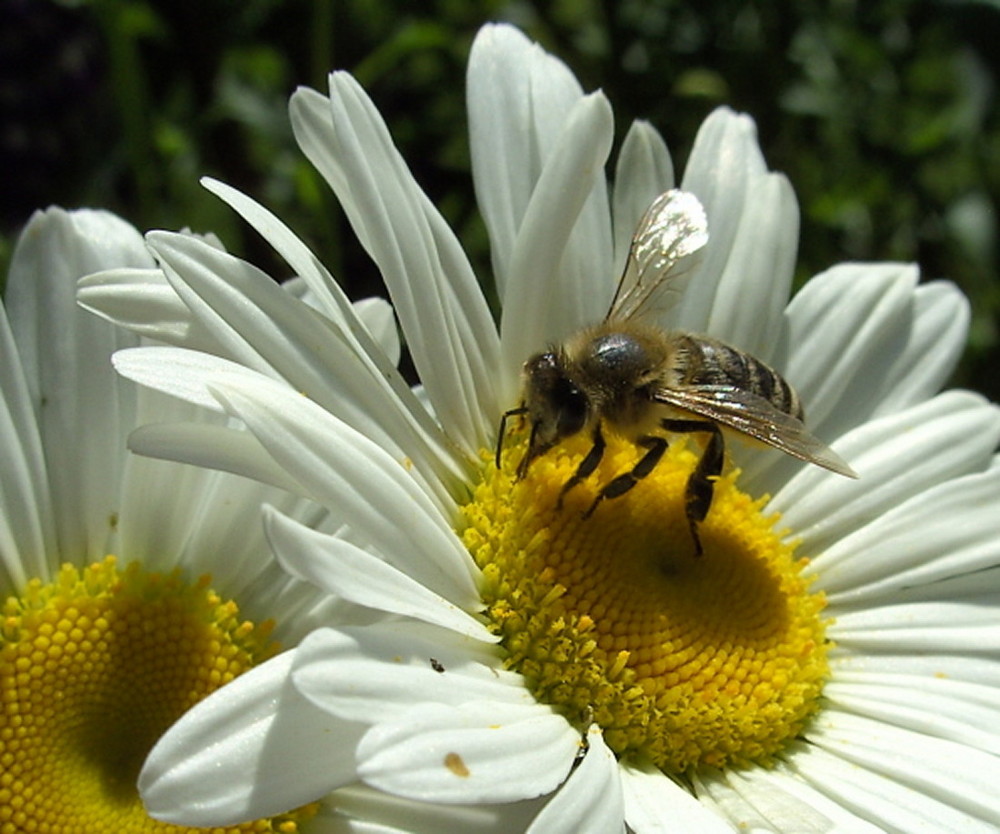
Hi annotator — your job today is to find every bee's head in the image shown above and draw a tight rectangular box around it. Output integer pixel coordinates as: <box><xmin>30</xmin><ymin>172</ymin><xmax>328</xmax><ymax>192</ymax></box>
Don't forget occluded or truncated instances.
<box><xmin>495</xmin><ymin>350</ymin><xmax>591</xmax><ymax>476</ymax></box>
<box><xmin>521</xmin><ymin>349</ymin><xmax>589</xmax><ymax>453</ymax></box>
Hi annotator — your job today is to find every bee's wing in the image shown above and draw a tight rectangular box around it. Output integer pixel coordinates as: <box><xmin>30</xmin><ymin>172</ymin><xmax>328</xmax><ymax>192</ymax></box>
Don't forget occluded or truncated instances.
<box><xmin>652</xmin><ymin>385</ymin><xmax>858</xmax><ymax>478</ymax></box>
<box><xmin>607</xmin><ymin>189</ymin><xmax>709</xmax><ymax>323</ymax></box>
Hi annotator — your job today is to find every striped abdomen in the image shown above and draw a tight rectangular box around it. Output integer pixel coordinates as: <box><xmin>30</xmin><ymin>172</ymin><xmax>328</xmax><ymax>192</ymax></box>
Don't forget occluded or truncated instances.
<box><xmin>678</xmin><ymin>334</ymin><xmax>803</xmax><ymax>420</ymax></box>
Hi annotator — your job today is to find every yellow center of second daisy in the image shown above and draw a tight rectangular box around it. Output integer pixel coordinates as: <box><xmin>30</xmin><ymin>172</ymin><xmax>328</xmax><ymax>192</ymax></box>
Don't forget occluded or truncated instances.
<box><xmin>0</xmin><ymin>556</ymin><xmax>315</xmax><ymax>834</ymax></box>
<box><xmin>461</xmin><ymin>431</ymin><xmax>829</xmax><ymax>773</ymax></box>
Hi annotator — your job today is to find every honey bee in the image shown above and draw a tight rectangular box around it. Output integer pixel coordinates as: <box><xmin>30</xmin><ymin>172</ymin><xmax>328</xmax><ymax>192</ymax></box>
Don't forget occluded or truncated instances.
<box><xmin>497</xmin><ymin>189</ymin><xmax>857</xmax><ymax>555</ymax></box>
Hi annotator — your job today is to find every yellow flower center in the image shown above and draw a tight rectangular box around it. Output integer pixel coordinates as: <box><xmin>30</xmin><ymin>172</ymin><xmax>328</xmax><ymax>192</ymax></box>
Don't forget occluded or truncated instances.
<box><xmin>0</xmin><ymin>556</ymin><xmax>317</xmax><ymax>833</ymax></box>
<box><xmin>461</xmin><ymin>431</ymin><xmax>829</xmax><ymax>773</ymax></box>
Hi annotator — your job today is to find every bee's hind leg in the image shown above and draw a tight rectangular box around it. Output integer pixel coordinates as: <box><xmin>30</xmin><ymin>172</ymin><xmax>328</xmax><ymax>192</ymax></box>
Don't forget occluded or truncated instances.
<box><xmin>661</xmin><ymin>418</ymin><xmax>724</xmax><ymax>556</ymax></box>
<box><xmin>582</xmin><ymin>434</ymin><xmax>667</xmax><ymax>518</ymax></box>
<box><xmin>558</xmin><ymin>424</ymin><xmax>606</xmax><ymax>507</ymax></box>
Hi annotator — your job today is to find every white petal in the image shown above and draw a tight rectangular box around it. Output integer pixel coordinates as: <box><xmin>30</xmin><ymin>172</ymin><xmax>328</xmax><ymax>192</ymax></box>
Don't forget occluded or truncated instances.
<box><xmin>780</xmin><ymin>262</ymin><xmax>920</xmax><ymax>439</ymax></box>
<box><xmin>127</xmin><ymin>420</ymin><xmax>305</xmax><ymax>496</ymax></box>
<box><xmin>144</xmin><ymin>231</ymin><xmax>463</xmax><ymax>502</ymax></box>
<box><xmin>78</xmin><ymin>266</ymin><xmax>220</xmax><ymax>351</ymax></box>
<box><xmin>824</xmin><ymin>675</ymin><xmax>1000</xmax><ymax>755</ymax></box>
<box><xmin>468</xmin><ymin>22</ymin><xmax>598</xmax><ymax>297</ymax></box>
<box><xmin>199</xmin><ymin>177</ymin><xmax>463</xmax><ymax>491</ymax></box>
<box><xmin>692</xmin><ymin>766</ymin><xmax>881</xmax><ymax>833</ymax></box>
<box><xmin>619</xmin><ymin>762</ymin><xmax>734</xmax><ymax>833</ymax></box>
<box><xmin>199</xmin><ymin>176</ymin><xmax>357</xmax><ymax>327</ymax></box>
<box><xmin>116</xmin><ymin>346</ymin><xmax>474</xmax><ymax>597</ymax></box>
<box><xmin>772</xmin><ymin>391</ymin><xmax>1000</xmax><ymax>555</ymax></box>
<box><xmin>499</xmin><ymin>91</ymin><xmax>615</xmax><ymax>382</ymax></box>
<box><xmin>704</xmin><ymin>173</ymin><xmax>798</xmax><ymax>358</ymax></box>
<box><xmin>805</xmin><ymin>711</ymin><xmax>1000</xmax><ymax>829</ymax></box>
<box><xmin>612</xmin><ymin>120</ymin><xmax>675</xmax><ymax>276</ymax></box>
<box><xmin>207</xmin><ymin>374</ymin><xmax>480</xmax><ymax>607</ymax></box>
<box><xmin>140</xmin><ymin>651</ymin><xmax>362</xmax><ymax>826</ymax></box>
<box><xmin>789</xmin><ymin>743</ymin><xmax>997</xmax><ymax>833</ymax></box>
<box><xmin>290</xmin><ymin>75</ymin><xmax>500</xmax><ymax>454</ymax></box>
<box><xmin>321</xmin><ymin>783</ymin><xmax>546</xmax><ymax>833</ymax></box>
<box><xmin>292</xmin><ymin>624</ymin><xmax>526</xmax><ymax>725</ymax></box>
<box><xmin>815</xmin><ymin>464</ymin><xmax>1000</xmax><ymax>603</ymax></box>
<box><xmin>527</xmin><ymin>727</ymin><xmax>625</xmax><ymax>834</ymax></box>
<box><xmin>867</xmin><ymin>280</ymin><xmax>970</xmax><ymax>419</ymax></box>
<box><xmin>830</xmin><ymin>651</ymin><xmax>1000</xmax><ymax>687</ymax></box>
<box><xmin>114</xmin><ymin>345</ymin><xmax>248</xmax><ymax>414</ymax></box>
<box><xmin>0</xmin><ymin>294</ymin><xmax>53</xmax><ymax>586</ymax></box>
<box><xmin>6</xmin><ymin>208</ymin><xmax>149</xmax><ymax>565</ymax></box>
<box><xmin>356</xmin><ymin>701</ymin><xmax>579</xmax><ymax>803</ymax></box>
<box><xmin>263</xmin><ymin>508</ymin><xmax>495</xmax><ymax>641</ymax></box>
<box><xmin>675</xmin><ymin>107</ymin><xmax>768</xmax><ymax>332</ymax></box>
<box><xmin>353</xmin><ymin>296</ymin><xmax>400</xmax><ymax>366</ymax></box>
<box><xmin>829</xmin><ymin>599</ymin><xmax>1000</xmax><ymax>654</ymax></box>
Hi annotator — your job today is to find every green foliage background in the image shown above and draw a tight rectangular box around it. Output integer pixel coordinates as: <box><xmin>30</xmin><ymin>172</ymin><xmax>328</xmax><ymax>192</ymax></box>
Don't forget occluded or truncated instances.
<box><xmin>2</xmin><ymin>0</ymin><xmax>998</xmax><ymax>398</ymax></box>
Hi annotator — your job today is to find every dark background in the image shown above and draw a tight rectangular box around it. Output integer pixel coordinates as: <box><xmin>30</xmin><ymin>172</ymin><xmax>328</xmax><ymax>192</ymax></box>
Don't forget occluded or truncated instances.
<box><xmin>2</xmin><ymin>0</ymin><xmax>997</xmax><ymax>400</ymax></box>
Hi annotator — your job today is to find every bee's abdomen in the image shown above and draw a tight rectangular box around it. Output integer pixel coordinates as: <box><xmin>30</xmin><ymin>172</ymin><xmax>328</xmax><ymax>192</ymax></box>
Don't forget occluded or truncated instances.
<box><xmin>682</xmin><ymin>335</ymin><xmax>803</xmax><ymax>420</ymax></box>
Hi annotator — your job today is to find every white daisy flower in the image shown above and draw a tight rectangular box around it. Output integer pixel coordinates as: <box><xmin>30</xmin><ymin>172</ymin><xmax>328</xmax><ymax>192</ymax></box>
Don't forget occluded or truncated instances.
<box><xmin>0</xmin><ymin>207</ymin><xmax>384</xmax><ymax>832</ymax></box>
<box><xmin>91</xmin><ymin>23</ymin><xmax>1000</xmax><ymax>834</ymax></box>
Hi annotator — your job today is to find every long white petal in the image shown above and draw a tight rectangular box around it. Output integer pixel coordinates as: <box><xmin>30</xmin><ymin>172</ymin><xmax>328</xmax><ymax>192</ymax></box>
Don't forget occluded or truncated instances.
<box><xmin>829</xmin><ymin>599</ymin><xmax>1000</xmax><ymax>653</ymax></box>
<box><xmin>128</xmin><ymin>420</ymin><xmax>306</xmax><ymax>495</ymax></box>
<box><xmin>611</xmin><ymin>120</ymin><xmax>675</xmax><ymax>276</ymax></box>
<box><xmin>144</xmin><ymin>230</ymin><xmax>464</xmax><ymax>503</ymax></box>
<box><xmin>772</xmin><ymin>391</ymin><xmax>1000</xmax><ymax>555</ymax></box>
<box><xmin>467</xmin><ymin>22</ymin><xmax>605</xmax><ymax>298</ymax></box>
<box><xmin>292</xmin><ymin>625</ymin><xmax>527</xmax><ymax>725</ymax></box>
<box><xmin>319</xmin><ymin>783</ymin><xmax>546</xmax><ymax>833</ymax></box>
<box><xmin>619</xmin><ymin>762</ymin><xmax>734</xmax><ymax>833</ymax></box>
<box><xmin>693</xmin><ymin>765</ymin><xmax>883</xmax><ymax>833</ymax></box>
<box><xmin>867</xmin><ymin>280</ymin><xmax>970</xmax><ymax>418</ymax></box>
<box><xmin>264</xmin><ymin>508</ymin><xmax>495</xmax><ymax>641</ymax></box>
<box><xmin>0</xmin><ymin>293</ymin><xmax>53</xmax><ymax>586</ymax></box>
<box><xmin>207</xmin><ymin>374</ymin><xmax>481</xmax><ymax>607</ymax></box>
<box><xmin>675</xmin><ymin>107</ymin><xmax>768</xmax><ymax>332</ymax></box>
<box><xmin>780</xmin><ymin>261</ymin><xmax>919</xmax><ymax>438</ymax></box>
<box><xmin>824</xmin><ymin>676</ymin><xmax>1000</xmax><ymax>755</ymax></box>
<box><xmin>78</xmin><ymin>265</ymin><xmax>221</xmax><ymax>351</ymax></box>
<box><xmin>6</xmin><ymin>208</ymin><xmax>149</xmax><ymax>565</ymax></box>
<box><xmin>806</xmin><ymin>711</ymin><xmax>1000</xmax><ymax>828</ymax></box>
<box><xmin>197</xmin><ymin>177</ymin><xmax>460</xmax><ymax>481</ymax></box>
<box><xmin>704</xmin><ymin>172</ymin><xmax>798</xmax><ymax>359</ymax></box>
<box><xmin>789</xmin><ymin>743</ymin><xmax>997</xmax><ymax>833</ymax></box>
<box><xmin>830</xmin><ymin>650</ymin><xmax>1000</xmax><ymax>687</ymax></box>
<box><xmin>526</xmin><ymin>728</ymin><xmax>625</xmax><ymax>834</ymax></box>
<box><xmin>290</xmin><ymin>75</ymin><xmax>500</xmax><ymax>454</ymax></box>
<box><xmin>499</xmin><ymin>90</ymin><xmax>615</xmax><ymax>383</ymax></box>
<box><xmin>356</xmin><ymin>701</ymin><xmax>579</xmax><ymax>803</ymax></box>
<box><xmin>140</xmin><ymin>651</ymin><xmax>362</xmax><ymax>826</ymax></box>
<box><xmin>814</xmin><ymin>464</ymin><xmax>1000</xmax><ymax>603</ymax></box>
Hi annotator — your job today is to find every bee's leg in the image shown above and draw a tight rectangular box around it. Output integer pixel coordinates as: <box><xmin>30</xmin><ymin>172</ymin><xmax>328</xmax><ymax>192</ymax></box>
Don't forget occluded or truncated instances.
<box><xmin>516</xmin><ymin>420</ymin><xmax>551</xmax><ymax>479</ymax></box>
<box><xmin>583</xmin><ymin>435</ymin><xmax>667</xmax><ymax>518</ymax></box>
<box><xmin>661</xmin><ymin>418</ymin><xmax>724</xmax><ymax>556</ymax></box>
<box><xmin>497</xmin><ymin>405</ymin><xmax>528</xmax><ymax>469</ymax></box>
<box><xmin>557</xmin><ymin>424</ymin><xmax>606</xmax><ymax>507</ymax></box>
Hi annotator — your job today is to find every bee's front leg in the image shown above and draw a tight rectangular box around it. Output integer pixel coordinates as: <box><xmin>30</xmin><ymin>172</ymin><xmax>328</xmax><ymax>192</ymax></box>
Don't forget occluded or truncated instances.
<box><xmin>582</xmin><ymin>434</ymin><xmax>667</xmax><ymax>518</ymax></box>
<box><xmin>661</xmin><ymin>418</ymin><xmax>724</xmax><ymax>556</ymax></box>
<box><xmin>558</xmin><ymin>423</ymin><xmax>606</xmax><ymax>507</ymax></box>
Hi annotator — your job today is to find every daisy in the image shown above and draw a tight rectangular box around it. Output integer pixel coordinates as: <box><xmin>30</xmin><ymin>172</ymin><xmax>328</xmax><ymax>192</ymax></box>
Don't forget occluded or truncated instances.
<box><xmin>91</xmin><ymin>23</ymin><xmax>1000</xmax><ymax>833</ymax></box>
<box><xmin>0</xmin><ymin>207</ymin><xmax>391</xmax><ymax>832</ymax></box>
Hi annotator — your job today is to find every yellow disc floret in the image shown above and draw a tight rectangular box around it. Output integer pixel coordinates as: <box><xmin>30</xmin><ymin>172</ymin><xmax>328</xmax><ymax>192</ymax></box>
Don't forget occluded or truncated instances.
<box><xmin>0</xmin><ymin>556</ymin><xmax>317</xmax><ymax>833</ymax></box>
<box><xmin>461</xmin><ymin>431</ymin><xmax>829</xmax><ymax>773</ymax></box>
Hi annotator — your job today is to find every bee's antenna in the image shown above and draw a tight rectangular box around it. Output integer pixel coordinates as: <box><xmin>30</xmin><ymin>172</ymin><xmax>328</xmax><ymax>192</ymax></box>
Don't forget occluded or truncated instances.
<box><xmin>496</xmin><ymin>406</ymin><xmax>528</xmax><ymax>468</ymax></box>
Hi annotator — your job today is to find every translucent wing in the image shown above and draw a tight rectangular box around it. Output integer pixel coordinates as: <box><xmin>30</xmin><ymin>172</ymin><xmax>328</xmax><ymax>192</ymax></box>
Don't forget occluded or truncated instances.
<box><xmin>607</xmin><ymin>189</ymin><xmax>709</xmax><ymax>323</ymax></box>
<box><xmin>652</xmin><ymin>385</ymin><xmax>858</xmax><ymax>478</ymax></box>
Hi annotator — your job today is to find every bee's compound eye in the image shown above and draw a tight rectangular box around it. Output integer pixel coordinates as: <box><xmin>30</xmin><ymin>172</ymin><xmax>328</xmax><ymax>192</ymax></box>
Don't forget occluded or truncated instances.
<box><xmin>556</xmin><ymin>392</ymin><xmax>587</xmax><ymax>436</ymax></box>
<box><xmin>524</xmin><ymin>352</ymin><xmax>589</xmax><ymax>440</ymax></box>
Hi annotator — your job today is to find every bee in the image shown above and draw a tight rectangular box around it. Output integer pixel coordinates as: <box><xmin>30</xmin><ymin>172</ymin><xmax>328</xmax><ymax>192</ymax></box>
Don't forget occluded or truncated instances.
<box><xmin>497</xmin><ymin>189</ymin><xmax>857</xmax><ymax>556</ymax></box>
